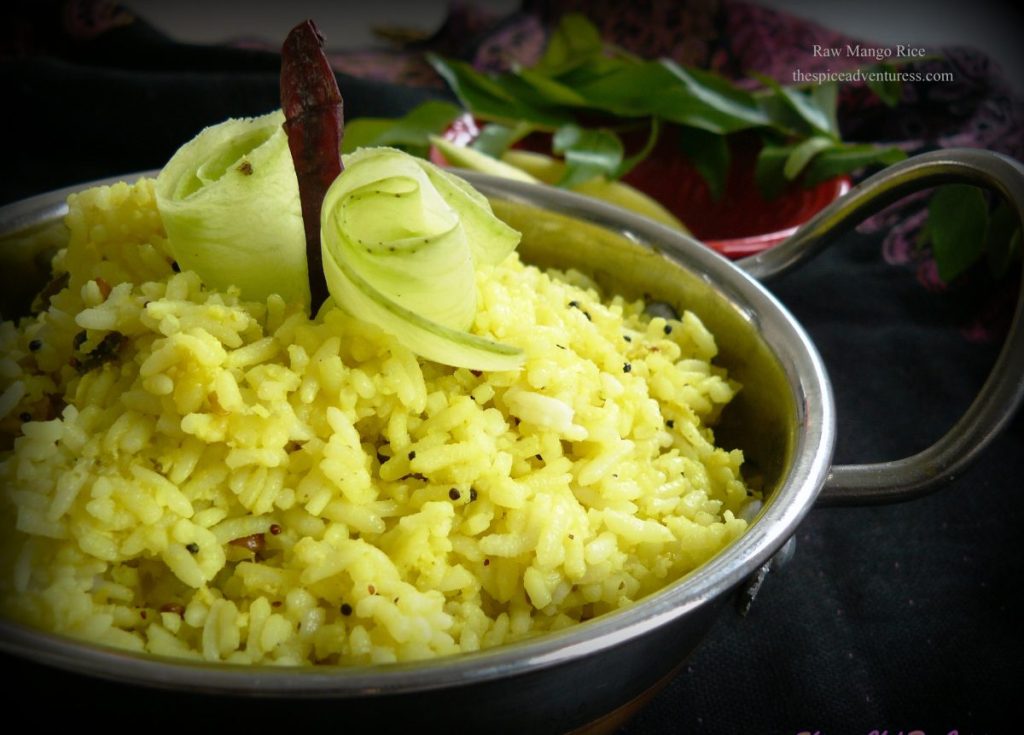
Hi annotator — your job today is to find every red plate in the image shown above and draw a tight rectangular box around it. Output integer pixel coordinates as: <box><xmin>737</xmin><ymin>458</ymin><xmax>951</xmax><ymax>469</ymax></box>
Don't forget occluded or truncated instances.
<box><xmin>432</xmin><ymin>114</ymin><xmax>851</xmax><ymax>259</ymax></box>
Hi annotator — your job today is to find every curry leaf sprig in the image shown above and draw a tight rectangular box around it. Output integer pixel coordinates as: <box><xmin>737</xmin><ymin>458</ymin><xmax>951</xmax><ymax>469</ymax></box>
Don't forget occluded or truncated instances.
<box><xmin>920</xmin><ymin>185</ymin><xmax>1022</xmax><ymax>283</ymax></box>
<box><xmin>412</xmin><ymin>13</ymin><xmax>906</xmax><ymax>199</ymax></box>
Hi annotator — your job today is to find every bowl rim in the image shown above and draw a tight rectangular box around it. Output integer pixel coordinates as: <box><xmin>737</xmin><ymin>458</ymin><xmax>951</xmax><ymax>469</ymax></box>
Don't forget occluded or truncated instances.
<box><xmin>0</xmin><ymin>171</ymin><xmax>835</xmax><ymax>696</ymax></box>
<box><xmin>706</xmin><ymin>177</ymin><xmax>852</xmax><ymax>258</ymax></box>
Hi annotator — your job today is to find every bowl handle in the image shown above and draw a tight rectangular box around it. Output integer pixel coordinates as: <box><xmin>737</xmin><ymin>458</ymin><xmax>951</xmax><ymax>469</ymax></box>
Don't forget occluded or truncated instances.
<box><xmin>738</xmin><ymin>148</ymin><xmax>1024</xmax><ymax>506</ymax></box>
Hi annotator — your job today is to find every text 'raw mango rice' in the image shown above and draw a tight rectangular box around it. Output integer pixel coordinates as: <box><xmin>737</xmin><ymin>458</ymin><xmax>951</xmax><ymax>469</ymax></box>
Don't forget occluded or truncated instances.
<box><xmin>0</xmin><ymin>110</ymin><xmax>754</xmax><ymax>666</ymax></box>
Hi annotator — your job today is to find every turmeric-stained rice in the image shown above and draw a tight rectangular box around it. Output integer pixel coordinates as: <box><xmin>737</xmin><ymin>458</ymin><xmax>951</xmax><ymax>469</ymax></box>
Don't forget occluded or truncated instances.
<box><xmin>0</xmin><ymin>178</ymin><xmax>751</xmax><ymax>664</ymax></box>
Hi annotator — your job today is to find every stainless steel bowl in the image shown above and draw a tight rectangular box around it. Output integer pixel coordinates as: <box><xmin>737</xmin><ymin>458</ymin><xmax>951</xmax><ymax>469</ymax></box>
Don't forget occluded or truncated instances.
<box><xmin>1</xmin><ymin>148</ymin><xmax>1022</xmax><ymax>733</ymax></box>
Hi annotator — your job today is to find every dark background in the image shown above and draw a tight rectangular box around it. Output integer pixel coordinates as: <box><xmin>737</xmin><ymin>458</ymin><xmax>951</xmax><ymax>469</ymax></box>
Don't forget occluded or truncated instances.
<box><xmin>1</xmin><ymin>2</ymin><xmax>1021</xmax><ymax>733</ymax></box>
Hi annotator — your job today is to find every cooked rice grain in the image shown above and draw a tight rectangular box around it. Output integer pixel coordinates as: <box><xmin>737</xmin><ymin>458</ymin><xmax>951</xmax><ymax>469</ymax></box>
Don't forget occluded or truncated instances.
<box><xmin>0</xmin><ymin>178</ymin><xmax>752</xmax><ymax>664</ymax></box>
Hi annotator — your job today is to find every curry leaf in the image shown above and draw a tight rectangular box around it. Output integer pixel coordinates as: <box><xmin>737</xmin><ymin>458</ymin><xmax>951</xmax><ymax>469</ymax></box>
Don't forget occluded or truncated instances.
<box><xmin>803</xmin><ymin>143</ymin><xmax>906</xmax><ymax>185</ymax></box>
<box><xmin>555</xmin><ymin>55</ymin><xmax>625</xmax><ymax>89</ymax></box>
<box><xmin>677</xmin><ymin>126</ymin><xmax>730</xmax><ymax>202</ymax></box>
<box><xmin>495</xmin><ymin>72</ymin><xmax>584</xmax><ymax>112</ymax></box>
<box><xmin>927</xmin><ymin>184</ymin><xmax>988</xmax><ymax>283</ymax></box>
<box><xmin>865</xmin><ymin>63</ymin><xmax>904</xmax><ymax>107</ymax></box>
<box><xmin>653</xmin><ymin>92</ymin><xmax>763</xmax><ymax>134</ymax></box>
<box><xmin>783</xmin><ymin>136</ymin><xmax>834</xmax><ymax>180</ymax></box>
<box><xmin>342</xmin><ymin>101</ymin><xmax>462</xmax><ymax>157</ymax></box>
<box><xmin>754</xmin><ymin>88</ymin><xmax>816</xmax><ymax>138</ymax></box>
<box><xmin>616</xmin><ymin>118</ymin><xmax>661</xmax><ymax>178</ymax></box>
<box><xmin>420</xmin><ymin>26</ymin><xmax>906</xmax><ymax>204</ymax></box>
<box><xmin>552</xmin><ymin>124</ymin><xmax>624</xmax><ymax>188</ymax></box>
<box><xmin>754</xmin><ymin>74</ymin><xmax>839</xmax><ymax>139</ymax></box>
<box><xmin>1008</xmin><ymin>230</ymin><xmax>1023</xmax><ymax>268</ymax></box>
<box><xmin>810</xmin><ymin>82</ymin><xmax>840</xmax><ymax>137</ymax></box>
<box><xmin>782</xmin><ymin>84</ymin><xmax>839</xmax><ymax>139</ymax></box>
<box><xmin>342</xmin><ymin>119</ymin><xmax>398</xmax><ymax>154</ymax></box>
<box><xmin>754</xmin><ymin>138</ymin><xmax>792</xmax><ymax>201</ymax></box>
<box><xmin>661</xmin><ymin>61</ymin><xmax>771</xmax><ymax>129</ymax></box>
<box><xmin>427</xmin><ymin>54</ymin><xmax>569</xmax><ymax>127</ymax></box>
<box><xmin>985</xmin><ymin>200</ymin><xmax>1022</xmax><ymax>278</ymax></box>
<box><xmin>755</xmin><ymin>138</ymin><xmax>904</xmax><ymax>199</ymax></box>
<box><xmin>566</xmin><ymin>61</ymin><xmax>771</xmax><ymax>134</ymax></box>
<box><xmin>569</xmin><ymin>61</ymin><xmax>679</xmax><ymax>116</ymax></box>
<box><xmin>514</xmin><ymin>67</ymin><xmax>589</xmax><ymax>106</ymax></box>
<box><xmin>535</xmin><ymin>12</ymin><xmax>604</xmax><ymax>75</ymax></box>
<box><xmin>471</xmin><ymin>122</ymin><xmax>535</xmax><ymax>158</ymax></box>
<box><xmin>753</xmin><ymin>137</ymin><xmax>905</xmax><ymax>198</ymax></box>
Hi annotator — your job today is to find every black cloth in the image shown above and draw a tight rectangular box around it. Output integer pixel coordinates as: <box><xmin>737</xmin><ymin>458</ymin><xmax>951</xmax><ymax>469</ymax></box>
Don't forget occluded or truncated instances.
<box><xmin>622</xmin><ymin>233</ymin><xmax>1024</xmax><ymax>735</ymax></box>
<box><xmin>0</xmin><ymin>7</ymin><xmax>446</xmax><ymax>205</ymax></box>
<box><xmin>1</xmin><ymin>12</ymin><xmax>1021</xmax><ymax>735</ymax></box>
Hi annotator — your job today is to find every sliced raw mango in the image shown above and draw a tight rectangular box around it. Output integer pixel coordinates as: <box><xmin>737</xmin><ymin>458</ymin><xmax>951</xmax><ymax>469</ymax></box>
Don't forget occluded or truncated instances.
<box><xmin>502</xmin><ymin>150</ymin><xmax>690</xmax><ymax>233</ymax></box>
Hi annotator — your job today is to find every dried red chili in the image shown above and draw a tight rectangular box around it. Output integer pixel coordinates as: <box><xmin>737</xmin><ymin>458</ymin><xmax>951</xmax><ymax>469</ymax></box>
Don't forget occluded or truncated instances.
<box><xmin>280</xmin><ymin>19</ymin><xmax>344</xmax><ymax>314</ymax></box>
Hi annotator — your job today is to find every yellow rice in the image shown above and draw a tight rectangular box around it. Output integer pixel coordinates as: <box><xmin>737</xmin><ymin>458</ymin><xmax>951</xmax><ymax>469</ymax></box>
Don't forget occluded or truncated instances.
<box><xmin>0</xmin><ymin>178</ymin><xmax>751</xmax><ymax>664</ymax></box>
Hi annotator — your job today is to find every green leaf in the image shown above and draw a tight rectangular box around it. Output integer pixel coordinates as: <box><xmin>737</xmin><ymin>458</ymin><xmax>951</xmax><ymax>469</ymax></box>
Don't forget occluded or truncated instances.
<box><xmin>810</xmin><ymin>82</ymin><xmax>840</xmax><ymax>137</ymax></box>
<box><xmin>615</xmin><ymin>117</ymin><xmax>661</xmax><ymax>178</ymax></box>
<box><xmin>676</xmin><ymin>126</ymin><xmax>729</xmax><ymax>202</ymax></box>
<box><xmin>430</xmin><ymin>55</ymin><xmax>518</xmax><ymax>105</ymax></box>
<box><xmin>511</xmin><ymin>67</ymin><xmax>589</xmax><ymax>106</ymax></box>
<box><xmin>915</xmin><ymin>224</ymin><xmax>932</xmax><ymax>251</ymax></box>
<box><xmin>556</xmin><ymin>55</ymin><xmax>629</xmax><ymax>89</ymax></box>
<box><xmin>342</xmin><ymin>119</ymin><xmax>398</xmax><ymax>154</ymax></box>
<box><xmin>754</xmin><ymin>138</ymin><xmax>791</xmax><ymax>201</ymax></box>
<box><xmin>342</xmin><ymin>101</ymin><xmax>462</xmax><ymax>157</ymax></box>
<box><xmin>803</xmin><ymin>143</ymin><xmax>906</xmax><ymax>185</ymax></box>
<box><xmin>471</xmin><ymin>122</ymin><xmax>535</xmax><ymax>158</ymax></box>
<box><xmin>426</xmin><ymin>54</ymin><xmax>569</xmax><ymax>127</ymax></box>
<box><xmin>756</xmin><ymin>138</ymin><xmax>905</xmax><ymax>199</ymax></box>
<box><xmin>422</xmin><ymin>26</ymin><xmax>910</xmax><ymax>205</ymax></box>
<box><xmin>661</xmin><ymin>61</ymin><xmax>771</xmax><ymax>129</ymax></box>
<box><xmin>568</xmin><ymin>61</ymin><xmax>677</xmax><ymax>116</ymax></box>
<box><xmin>754</xmin><ymin>89</ymin><xmax>814</xmax><ymax>138</ymax></box>
<box><xmin>927</xmin><ymin>184</ymin><xmax>988</xmax><ymax>283</ymax></box>
<box><xmin>985</xmin><ymin>200</ymin><xmax>1022</xmax><ymax>278</ymax></box>
<box><xmin>552</xmin><ymin>124</ymin><xmax>624</xmax><ymax>188</ymax></box>
<box><xmin>563</xmin><ymin>59</ymin><xmax>770</xmax><ymax>134</ymax></box>
<box><xmin>1009</xmin><ymin>230</ymin><xmax>1023</xmax><ymax>265</ymax></box>
<box><xmin>535</xmin><ymin>12</ymin><xmax>604</xmax><ymax>75</ymax></box>
<box><xmin>783</xmin><ymin>85</ymin><xmax>838</xmax><ymax>138</ymax></box>
<box><xmin>755</xmin><ymin>74</ymin><xmax>839</xmax><ymax>139</ymax></box>
<box><xmin>783</xmin><ymin>135</ymin><xmax>834</xmax><ymax>181</ymax></box>
<box><xmin>865</xmin><ymin>63</ymin><xmax>903</xmax><ymax>107</ymax></box>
